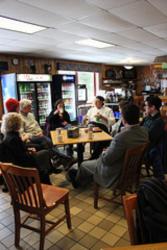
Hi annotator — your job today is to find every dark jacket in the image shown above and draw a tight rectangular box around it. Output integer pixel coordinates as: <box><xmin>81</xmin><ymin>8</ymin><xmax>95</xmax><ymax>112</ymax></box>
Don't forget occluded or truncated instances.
<box><xmin>2</xmin><ymin>131</ymin><xmax>36</xmax><ymax>167</ymax></box>
<box><xmin>141</xmin><ymin>112</ymin><xmax>164</xmax><ymax>148</ymax></box>
<box><xmin>47</xmin><ymin>110</ymin><xmax>71</xmax><ymax>131</ymax></box>
<box><xmin>136</xmin><ymin>178</ymin><xmax>167</xmax><ymax>244</ymax></box>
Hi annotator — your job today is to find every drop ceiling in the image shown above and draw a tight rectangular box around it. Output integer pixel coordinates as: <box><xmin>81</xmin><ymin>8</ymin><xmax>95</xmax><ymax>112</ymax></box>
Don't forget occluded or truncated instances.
<box><xmin>0</xmin><ymin>0</ymin><xmax>167</xmax><ymax>65</ymax></box>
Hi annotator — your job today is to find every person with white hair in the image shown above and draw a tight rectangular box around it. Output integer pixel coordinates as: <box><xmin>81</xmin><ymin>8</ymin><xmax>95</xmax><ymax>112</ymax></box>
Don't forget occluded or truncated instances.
<box><xmin>1</xmin><ymin>112</ymin><xmax>52</xmax><ymax>184</ymax></box>
<box><xmin>19</xmin><ymin>99</ymin><xmax>51</xmax><ymax>149</ymax></box>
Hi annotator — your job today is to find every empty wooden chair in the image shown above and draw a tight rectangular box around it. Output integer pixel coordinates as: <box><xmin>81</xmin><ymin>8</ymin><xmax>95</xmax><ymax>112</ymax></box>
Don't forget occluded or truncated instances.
<box><xmin>123</xmin><ymin>194</ymin><xmax>137</xmax><ymax>245</ymax></box>
<box><xmin>94</xmin><ymin>143</ymin><xmax>147</xmax><ymax>209</ymax></box>
<box><xmin>0</xmin><ymin>163</ymin><xmax>72</xmax><ymax>250</ymax></box>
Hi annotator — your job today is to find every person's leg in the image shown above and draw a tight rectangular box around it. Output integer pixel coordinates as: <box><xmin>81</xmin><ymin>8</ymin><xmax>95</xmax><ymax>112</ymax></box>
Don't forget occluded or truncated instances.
<box><xmin>33</xmin><ymin>150</ymin><xmax>52</xmax><ymax>184</ymax></box>
<box><xmin>149</xmin><ymin>148</ymin><xmax>164</xmax><ymax>180</ymax></box>
<box><xmin>31</xmin><ymin>136</ymin><xmax>52</xmax><ymax>149</ymax></box>
<box><xmin>66</xmin><ymin>144</ymin><xmax>73</xmax><ymax>157</ymax></box>
<box><xmin>68</xmin><ymin>160</ymin><xmax>97</xmax><ymax>188</ymax></box>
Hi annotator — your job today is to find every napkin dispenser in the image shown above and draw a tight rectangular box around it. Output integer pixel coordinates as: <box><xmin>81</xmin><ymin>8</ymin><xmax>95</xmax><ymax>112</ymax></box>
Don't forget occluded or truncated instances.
<box><xmin>67</xmin><ymin>127</ymin><xmax>79</xmax><ymax>138</ymax></box>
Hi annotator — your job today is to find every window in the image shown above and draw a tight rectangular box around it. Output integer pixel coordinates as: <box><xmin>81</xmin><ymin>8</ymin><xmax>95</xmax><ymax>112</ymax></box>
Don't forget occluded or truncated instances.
<box><xmin>77</xmin><ymin>72</ymin><xmax>99</xmax><ymax>102</ymax></box>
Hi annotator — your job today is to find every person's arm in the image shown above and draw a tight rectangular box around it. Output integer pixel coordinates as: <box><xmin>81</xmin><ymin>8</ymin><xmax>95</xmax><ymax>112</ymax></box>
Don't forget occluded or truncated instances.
<box><xmin>101</xmin><ymin>133</ymin><xmax>126</xmax><ymax>165</ymax></box>
<box><xmin>7</xmin><ymin>136</ymin><xmax>37</xmax><ymax>167</ymax></box>
<box><xmin>106</xmin><ymin>108</ymin><xmax>115</xmax><ymax>126</ymax></box>
<box><xmin>149</xmin><ymin>119</ymin><xmax>164</xmax><ymax>146</ymax></box>
<box><xmin>63</xmin><ymin>111</ymin><xmax>71</xmax><ymax>124</ymax></box>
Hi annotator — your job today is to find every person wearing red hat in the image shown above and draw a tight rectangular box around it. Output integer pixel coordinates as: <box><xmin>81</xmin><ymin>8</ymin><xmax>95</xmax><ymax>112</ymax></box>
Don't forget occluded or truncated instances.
<box><xmin>1</xmin><ymin>98</ymin><xmax>20</xmax><ymax>136</ymax></box>
<box><xmin>5</xmin><ymin>98</ymin><xmax>20</xmax><ymax>113</ymax></box>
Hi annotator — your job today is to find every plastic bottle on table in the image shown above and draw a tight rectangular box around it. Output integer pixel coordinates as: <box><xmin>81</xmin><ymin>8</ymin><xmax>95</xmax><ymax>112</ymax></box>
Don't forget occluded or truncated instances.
<box><xmin>56</xmin><ymin>128</ymin><xmax>63</xmax><ymax>142</ymax></box>
<box><xmin>88</xmin><ymin>125</ymin><xmax>93</xmax><ymax>140</ymax></box>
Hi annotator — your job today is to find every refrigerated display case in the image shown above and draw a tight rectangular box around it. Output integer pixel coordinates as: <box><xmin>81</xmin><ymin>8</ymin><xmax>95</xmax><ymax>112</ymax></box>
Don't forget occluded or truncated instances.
<box><xmin>52</xmin><ymin>74</ymin><xmax>77</xmax><ymax>121</ymax></box>
<box><xmin>77</xmin><ymin>84</ymin><xmax>87</xmax><ymax>103</ymax></box>
<box><xmin>1</xmin><ymin>73</ymin><xmax>52</xmax><ymax>126</ymax></box>
<box><xmin>1</xmin><ymin>73</ymin><xmax>18</xmax><ymax>113</ymax></box>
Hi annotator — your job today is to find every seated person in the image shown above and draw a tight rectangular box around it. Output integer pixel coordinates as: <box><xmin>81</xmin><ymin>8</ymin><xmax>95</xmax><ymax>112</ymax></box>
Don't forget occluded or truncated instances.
<box><xmin>141</xmin><ymin>96</ymin><xmax>166</xmax><ymax>179</ymax></box>
<box><xmin>1</xmin><ymin>98</ymin><xmax>20</xmax><ymax>137</ymax></box>
<box><xmin>111</xmin><ymin>100</ymin><xmax>129</xmax><ymax>137</ymax></box>
<box><xmin>46</xmin><ymin>99</ymin><xmax>73</xmax><ymax>156</ymax></box>
<box><xmin>83</xmin><ymin>96</ymin><xmax>115</xmax><ymax>159</ymax></box>
<box><xmin>141</xmin><ymin>95</ymin><xmax>164</xmax><ymax>149</ymax></box>
<box><xmin>1</xmin><ymin>98</ymin><xmax>73</xmax><ymax>170</ymax></box>
<box><xmin>68</xmin><ymin>104</ymin><xmax>149</xmax><ymax>188</ymax></box>
<box><xmin>19</xmin><ymin>99</ymin><xmax>52</xmax><ymax>149</ymax></box>
<box><xmin>47</xmin><ymin>99</ymin><xmax>71</xmax><ymax>131</ymax></box>
<box><xmin>84</xmin><ymin>96</ymin><xmax>115</xmax><ymax>130</ymax></box>
<box><xmin>1</xmin><ymin>112</ymin><xmax>55</xmax><ymax>184</ymax></box>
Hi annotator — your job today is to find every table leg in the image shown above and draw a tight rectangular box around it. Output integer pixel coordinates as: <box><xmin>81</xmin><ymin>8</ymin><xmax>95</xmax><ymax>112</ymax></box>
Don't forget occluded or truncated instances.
<box><xmin>77</xmin><ymin>143</ymin><xmax>84</xmax><ymax>166</ymax></box>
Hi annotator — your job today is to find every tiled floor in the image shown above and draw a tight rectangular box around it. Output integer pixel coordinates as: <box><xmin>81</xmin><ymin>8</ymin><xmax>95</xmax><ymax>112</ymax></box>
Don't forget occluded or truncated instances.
<box><xmin>0</xmin><ymin>170</ymin><xmax>130</xmax><ymax>250</ymax></box>
<box><xmin>0</xmin><ymin>144</ymin><xmax>130</xmax><ymax>249</ymax></box>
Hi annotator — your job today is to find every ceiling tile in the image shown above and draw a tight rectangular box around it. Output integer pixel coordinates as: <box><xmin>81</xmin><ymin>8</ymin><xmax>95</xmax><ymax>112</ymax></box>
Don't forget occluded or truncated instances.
<box><xmin>35</xmin><ymin>28</ymin><xmax>83</xmax><ymax>43</ymax></box>
<box><xmin>87</xmin><ymin>0</ymin><xmax>137</xmax><ymax>10</ymax></box>
<box><xmin>144</xmin><ymin>23</ymin><xmax>167</xmax><ymax>38</ymax></box>
<box><xmin>143</xmin><ymin>38</ymin><xmax>167</xmax><ymax>49</ymax></box>
<box><xmin>0</xmin><ymin>0</ymin><xmax>70</xmax><ymax>27</ymax></box>
<box><xmin>119</xmin><ymin>28</ymin><xmax>159</xmax><ymax>43</ymax></box>
<box><xmin>0</xmin><ymin>0</ymin><xmax>166</xmax><ymax>64</ymax></box>
<box><xmin>80</xmin><ymin>10</ymin><xmax>136</xmax><ymax>32</ymax></box>
<box><xmin>109</xmin><ymin>0</ymin><xmax>167</xmax><ymax>27</ymax></box>
<box><xmin>19</xmin><ymin>0</ymin><xmax>100</xmax><ymax>20</ymax></box>
<box><xmin>148</xmin><ymin>0</ymin><xmax>167</xmax><ymax>16</ymax></box>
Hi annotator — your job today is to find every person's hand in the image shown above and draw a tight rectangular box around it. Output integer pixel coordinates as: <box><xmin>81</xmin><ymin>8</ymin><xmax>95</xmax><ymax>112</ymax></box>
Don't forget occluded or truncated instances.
<box><xmin>95</xmin><ymin>112</ymin><xmax>102</xmax><ymax>118</ymax></box>
<box><xmin>62</xmin><ymin>121</ymin><xmax>68</xmax><ymax>126</ymax></box>
<box><xmin>27</xmin><ymin>147</ymin><xmax>36</xmax><ymax>154</ymax></box>
<box><xmin>83</xmin><ymin>115</ymin><xmax>89</xmax><ymax>125</ymax></box>
<box><xmin>21</xmin><ymin>134</ymin><xmax>30</xmax><ymax>142</ymax></box>
<box><xmin>35</xmin><ymin>132</ymin><xmax>43</xmax><ymax>137</ymax></box>
<box><xmin>54</xmin><ymin>109</ymin><xmax>59</xmax><ymax>115</ymax></box>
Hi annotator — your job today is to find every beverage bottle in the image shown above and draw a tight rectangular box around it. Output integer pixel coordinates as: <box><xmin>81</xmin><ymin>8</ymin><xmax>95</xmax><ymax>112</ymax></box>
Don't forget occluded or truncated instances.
<box><xmin>88</xmin><ymin>125</ymin><xmax>93</xmax><ymax>140</ymax></box>
<box><xmin>56</xmin><ymin>128</ymin><xmax>63</xmax><ymax>142</ymax></box>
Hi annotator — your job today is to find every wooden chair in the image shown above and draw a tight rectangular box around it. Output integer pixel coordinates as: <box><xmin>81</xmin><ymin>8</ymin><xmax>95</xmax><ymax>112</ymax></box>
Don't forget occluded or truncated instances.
<box><xmin>0</xmin><ymin>163</ymin><xmax>72</xmax><ymax>250</ymax></box>
<box><xmin>94</xmin><ymin>143</ymin><xmax>148</xmax><ymax>209</ymax></box>
<box><xmin>123</xmin><ymin>194</ymin><xmax>137</xmax><ymax>245</ymax></box>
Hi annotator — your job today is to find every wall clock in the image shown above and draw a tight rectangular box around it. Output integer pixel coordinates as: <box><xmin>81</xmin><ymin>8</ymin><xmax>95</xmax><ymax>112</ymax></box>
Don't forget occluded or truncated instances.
<box><xmin>12</xmin><ymin>58</ymin><xmax>19</xmax><ymax>65</ymax></box>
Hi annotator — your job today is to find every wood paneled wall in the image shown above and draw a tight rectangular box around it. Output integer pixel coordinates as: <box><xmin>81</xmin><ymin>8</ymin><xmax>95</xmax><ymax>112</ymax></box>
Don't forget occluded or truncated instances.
<box><xmin>0</xmin><ymin>54</ymin><xmax>57</xmax><ymax>74</ymax></box>
<box><xmin>0</xmin><ymin>53</ymin><xmax>151</xmax><ymax>118</ymax></box>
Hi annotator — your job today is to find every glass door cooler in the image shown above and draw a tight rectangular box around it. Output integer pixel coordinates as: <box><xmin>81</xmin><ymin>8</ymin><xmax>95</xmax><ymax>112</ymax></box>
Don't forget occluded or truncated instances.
<box><xmin>36</xmin><ymin>82</ymin><xmax>52</xmax><ymax>126</ymax></box>
<box><xmin>52</xmin><ymin>74</ymin><xmax>77</xmax><ymax>121</ymax></box>
<box><xmin>18</xmin><ymin>82</ymin><xmax>37</xmax><ymax>118</ymax></box>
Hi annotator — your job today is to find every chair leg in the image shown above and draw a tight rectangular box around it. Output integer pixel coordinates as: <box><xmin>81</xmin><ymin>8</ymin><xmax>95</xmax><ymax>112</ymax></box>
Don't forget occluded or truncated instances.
<box><xmin>64</xmin><ymin>197</ymin><xmax>72</xmax><ymax>229</ymax></box>
<box><xmin>39</xmin><ymin>215</ymin><xmax>45</xmax><ymax>250</ymax></box>
<box><xmin>94</xmin><ymin>183</ymin><xmax>99</xmax><ymax>209</ymax></box>
<box><xmin>14</xmin><ymin>208</ymin><xmax>21</xmax><ymax>248</ymax></box>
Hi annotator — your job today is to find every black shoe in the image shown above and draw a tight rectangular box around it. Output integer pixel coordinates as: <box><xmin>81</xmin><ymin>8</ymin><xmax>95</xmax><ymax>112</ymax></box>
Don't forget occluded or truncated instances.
<box><xmin>2</xmin><ymin>185</ymin><xmax>8</xmax><ymax>192</ymax></box>
<box><xmin>52</xmin><ymin>165</ymin><xmax>63</xmax><ymax>174</ymax></box>
<box><xmin>68</xmin><ymin>169</ymin><xmax>79</xmax><ymax>188</ymax></box>
<box><xmin>60</xmin><ymin>158</ymin><xmax>72</xmax><ymax>171</ymax></box>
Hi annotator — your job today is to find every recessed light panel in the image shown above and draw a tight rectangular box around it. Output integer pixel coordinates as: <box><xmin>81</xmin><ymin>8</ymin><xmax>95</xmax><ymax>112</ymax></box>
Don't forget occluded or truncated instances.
<box><xmin>75</xmin><ymin>39</ymin><xmax>114</xmax><ymax>48</ymax></box>
<box><xmin>0</xmin><ymin>16</ymin><xmax>46</xmax><ymax>34</ymax></box>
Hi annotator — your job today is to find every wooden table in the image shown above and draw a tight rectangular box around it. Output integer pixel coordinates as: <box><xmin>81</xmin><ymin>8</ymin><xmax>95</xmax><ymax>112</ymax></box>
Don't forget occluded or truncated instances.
<box><xmin>101</xmin><ymin>242</ymin><xmax>167</xmax><ymax>250</ymax></box>
<box><xmin>50</xmin><ymin>128</ymin><xmax>112</xmax><ymax>165</ymax></box>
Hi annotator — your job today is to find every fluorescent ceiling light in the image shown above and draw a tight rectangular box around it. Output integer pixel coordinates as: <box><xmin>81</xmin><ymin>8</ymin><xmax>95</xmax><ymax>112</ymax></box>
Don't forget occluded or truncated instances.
<box><xmin>124</xmin><ymin>65</ymin><xmax>134</xmax><ymax>70</ymax></box>
<box><xmin>0</xmin><ymin>16</ymin><xmax>46</xmax><ymax>34</ymax></box>
<box><xmin>75</xmin><ymin>39</ymin><xmax>114</xmax><ymax>48</ymax></box>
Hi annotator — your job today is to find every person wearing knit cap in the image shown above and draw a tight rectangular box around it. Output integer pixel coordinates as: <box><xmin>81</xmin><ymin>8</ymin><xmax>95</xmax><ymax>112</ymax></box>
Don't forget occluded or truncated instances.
<box><xmin>1</xmin><ymin>98</ymin><xmax>20</xmax><ymax>136</ymax></box>
<box><xmin>5</xmin><ymin>98</ymin><xmax>19</xmax><ymax>113</ymax></box>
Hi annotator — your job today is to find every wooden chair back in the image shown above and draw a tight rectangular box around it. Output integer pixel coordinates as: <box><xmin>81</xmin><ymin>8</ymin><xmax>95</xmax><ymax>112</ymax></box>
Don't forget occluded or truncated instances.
<box><xmin>123</xmin><ymin>194</ymin><xmax>137</xmax><ymax>245</ymax></box>
<box><xmin>115</xmin><ymin>143</ymin><xmax>148</xmax><ymax>194</ymax></box>
<box><xmin>94</xmin><ymin>143</ymin><xmax>148</xmax><ymax>209</ymax></box>
<box><xmin>0</xmin><ymin>163</ymin><xmax>46</xmax><ymax>213</ymax></box>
